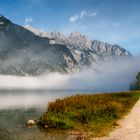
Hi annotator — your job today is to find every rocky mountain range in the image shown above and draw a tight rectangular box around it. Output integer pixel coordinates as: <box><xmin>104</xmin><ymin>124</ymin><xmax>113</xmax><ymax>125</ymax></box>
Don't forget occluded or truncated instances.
<box><xmin>0</xmin><ymin>15</ymin><xmax>132</xmax><ymax>76</ymax></box>
<box><xmin>25</xmin><ymin>25</ymin><xmax>132</xmax><ymax>68</ymax></box>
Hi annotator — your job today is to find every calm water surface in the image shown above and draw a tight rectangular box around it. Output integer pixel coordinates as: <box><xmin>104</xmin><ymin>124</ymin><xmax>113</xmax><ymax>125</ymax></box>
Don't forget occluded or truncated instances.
<box><xmin>0</xmin><ymin>90</ymin><xmax>92</xmax><ymax>140</ymax></box>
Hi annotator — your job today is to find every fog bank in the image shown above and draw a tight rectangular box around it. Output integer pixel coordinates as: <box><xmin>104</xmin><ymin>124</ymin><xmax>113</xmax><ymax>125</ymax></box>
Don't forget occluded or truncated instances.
<box><xmin>0</xmin><ymin>57</ymin><xmax>139</xmax><ymax>92</ymax></box>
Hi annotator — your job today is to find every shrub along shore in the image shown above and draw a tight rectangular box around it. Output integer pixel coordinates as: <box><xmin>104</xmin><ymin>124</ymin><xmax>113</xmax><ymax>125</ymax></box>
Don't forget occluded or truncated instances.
<box><xmin>39</xmin><ymin>91</ymin><xmax>140</xmax><ymax>138</ymax></box>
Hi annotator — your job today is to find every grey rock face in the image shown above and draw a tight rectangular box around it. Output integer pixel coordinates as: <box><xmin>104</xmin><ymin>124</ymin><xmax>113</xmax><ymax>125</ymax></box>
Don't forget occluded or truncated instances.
<box><xmin>25</xmin><ymin>25</ymin><xmax>132</xmax><ymax>69</ymax></box>
<box><xmin>0</xmin><ymin>16</ymin><xmax>79</xmax><ymax>76</ymax></box>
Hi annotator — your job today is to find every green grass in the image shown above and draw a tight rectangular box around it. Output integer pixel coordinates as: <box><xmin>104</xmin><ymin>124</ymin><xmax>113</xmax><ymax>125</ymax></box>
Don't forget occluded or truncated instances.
<box><xmin>39</xmin><ymin>91</ymin><xmax>140</xmax><ymax>138</ymax></box>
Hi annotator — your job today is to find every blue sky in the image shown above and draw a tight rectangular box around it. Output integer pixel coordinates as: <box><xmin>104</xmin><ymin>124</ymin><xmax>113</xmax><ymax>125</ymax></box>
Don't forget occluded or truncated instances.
<box><xmin>0</xmin><ymin>0</ymin><xmax>140</xmax><ymax>55</ymax></box>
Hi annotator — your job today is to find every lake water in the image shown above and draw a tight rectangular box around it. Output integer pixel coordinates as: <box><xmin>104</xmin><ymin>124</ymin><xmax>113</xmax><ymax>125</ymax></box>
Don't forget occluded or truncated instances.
<box><xmin>0</xmin><ymin>90</ymin><xmax>91</xmax><ymax>140</ymax></box>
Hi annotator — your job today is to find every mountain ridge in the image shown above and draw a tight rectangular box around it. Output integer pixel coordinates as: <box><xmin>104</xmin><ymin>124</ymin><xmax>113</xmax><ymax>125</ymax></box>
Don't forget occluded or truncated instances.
<box><xmin>0</xmin><ymin>16</ymin><xmax>79</xmax><ymax>76</ymax></box>
<box><xmin>0</xmin><ymin>15</ymin><xmax>133</xmax><ymax>76</ymax></box>
<box><xmin>24</xmin><ymin>25</ymin><xmax>132</xmax><ymax>68</ymax></box>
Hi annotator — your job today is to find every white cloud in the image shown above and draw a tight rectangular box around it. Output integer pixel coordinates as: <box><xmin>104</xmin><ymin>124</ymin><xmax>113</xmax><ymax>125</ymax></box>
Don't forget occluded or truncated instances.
<box><xmin>88</xmin><ymin>12</ymin><xmax>97</xmax><ymax>17</ymax></box>
<box><xmin>80</xmin><ymin>11</ymin><xmax>87</xmax><ymax>19</ymax></box>
<box><xmin>69</xmin><ymin>11</ymin><xmax>97</xmax><ymax>23</ymax></box>
<box><xmin>25</xmin><ymin>17</ymin><xmax>33</xmax><ymax>24</ymax></box>
<box><xmin>69</xmin><ymin>15</ymin><xmax>79</xmax><ymax>22</ymax></box>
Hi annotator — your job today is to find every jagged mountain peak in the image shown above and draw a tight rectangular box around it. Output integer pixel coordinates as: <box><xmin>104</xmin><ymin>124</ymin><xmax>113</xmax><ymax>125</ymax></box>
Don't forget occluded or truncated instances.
<box><xmin>69</xmin><ymin>31</ymin><xmax>88</xmax><ymax>39</ymax></box>
<box><xmin>70</xmin><ymin>31</ymin><xmax>82</xmax><ymax>37</ymax></box>
<box><xmin>92</xmin><ymin>40</ymin><xmax>132</xmax><ymax>56</ymax></box>
<box><xmin>24</xmin><ymin>25</ymin><xmax>131</xmax><ymax>55</ymax></box>
<box><xmin>24</xmin><ymin>25</ymin><xmax>132</xmax><ymax>69</ymax></box>
<box><xmin>68</xmin><ymin>31</ymin><xmax>92</xmax><ymax>48</ymax></box>
<box><xmin>69</xmin><ymin>31</ymin><xmax>91</xmax><ymax>41</ymax></box>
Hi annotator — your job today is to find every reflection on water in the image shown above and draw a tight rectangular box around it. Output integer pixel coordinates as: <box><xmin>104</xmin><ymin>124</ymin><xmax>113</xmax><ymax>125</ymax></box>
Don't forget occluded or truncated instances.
<box><xmin>0</xmin><ymin>90</ymin><xmax>83</xmax><ymax>140</ymax></box>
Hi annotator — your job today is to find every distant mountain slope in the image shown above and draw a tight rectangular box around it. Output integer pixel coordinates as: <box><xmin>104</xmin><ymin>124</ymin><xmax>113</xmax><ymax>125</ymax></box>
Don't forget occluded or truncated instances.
<box><xmin>0</xmin><ymin>15</ymin><xmax>132</xmax><ymax>76</ymax></box>
<box><xmin>0</xmin><ymin>16</ymin><xmax>79</xmax><ymax>76</ymax></box>
<box><xmin>25</xmin><ymin>25</ymin><xmax>132</xmax><ymax>69</ymax></box>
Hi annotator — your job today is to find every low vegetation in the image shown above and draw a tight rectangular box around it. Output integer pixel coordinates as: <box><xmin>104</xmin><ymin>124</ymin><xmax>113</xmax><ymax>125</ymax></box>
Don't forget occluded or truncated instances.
<box><xmin>39</xmin><ymin>91</ymin><xmax>140</xmax><ymax>138</ymax></box>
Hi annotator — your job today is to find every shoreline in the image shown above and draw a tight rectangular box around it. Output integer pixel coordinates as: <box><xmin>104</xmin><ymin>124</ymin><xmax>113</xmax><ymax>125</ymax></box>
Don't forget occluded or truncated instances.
<box><xmin>39</xmin><ymin>91</ymin><xmax>140</xmax><ymax>139</ymax></box>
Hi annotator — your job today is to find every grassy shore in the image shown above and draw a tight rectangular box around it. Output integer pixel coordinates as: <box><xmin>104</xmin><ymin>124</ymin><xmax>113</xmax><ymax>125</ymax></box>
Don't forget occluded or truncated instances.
<box><xmin>39</xmin><ymin>91</ymin><xmax>140</xmax><ymax>138</ymax></box>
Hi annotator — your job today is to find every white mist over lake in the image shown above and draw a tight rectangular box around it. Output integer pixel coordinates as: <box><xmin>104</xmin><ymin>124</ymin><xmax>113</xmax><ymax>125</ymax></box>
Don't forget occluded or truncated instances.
<box><xmin>0</xmin><ymin>57</ymin><xmax>139</xmax><ymax>92</ymax></box>
<box><xmin>0</xmin><ymin>91</ymin><xmax>74</xmax><ymax>109</ymax></box>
